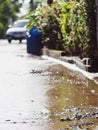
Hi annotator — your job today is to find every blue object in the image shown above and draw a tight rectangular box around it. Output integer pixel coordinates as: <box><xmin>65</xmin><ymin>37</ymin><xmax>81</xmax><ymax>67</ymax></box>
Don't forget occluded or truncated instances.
<box><xmin>26</xmin><ymin>27</ymin><xmax>42</xmax><ymax>55</ymax></box>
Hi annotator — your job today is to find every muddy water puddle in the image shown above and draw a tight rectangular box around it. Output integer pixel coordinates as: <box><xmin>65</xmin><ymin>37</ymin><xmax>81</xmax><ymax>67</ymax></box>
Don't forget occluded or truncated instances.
<box><xmin>46</xmin><ymin>64</ymin><xmax>98</xmax><ymax>130</ymax></box>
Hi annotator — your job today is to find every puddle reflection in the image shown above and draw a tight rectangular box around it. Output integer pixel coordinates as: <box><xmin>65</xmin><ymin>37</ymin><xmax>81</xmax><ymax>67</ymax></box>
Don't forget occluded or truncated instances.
<box><xmin>46</xmin><ymin>64</ymin><xmax>98</xmax><ymax>130</ymax></box>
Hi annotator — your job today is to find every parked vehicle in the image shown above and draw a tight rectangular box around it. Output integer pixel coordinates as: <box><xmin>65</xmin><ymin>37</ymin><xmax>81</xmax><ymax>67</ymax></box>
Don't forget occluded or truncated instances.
<box><xmin>6</xmin><ymin>19</ymin><xmax>29</xmax><ymax>43</ymax></box>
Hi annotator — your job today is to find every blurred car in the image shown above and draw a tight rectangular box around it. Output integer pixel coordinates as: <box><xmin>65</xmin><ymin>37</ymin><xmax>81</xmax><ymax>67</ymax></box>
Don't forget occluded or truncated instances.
<box><xmin>6</xmin><ymin>19</ymin><xmax>29</xmax><ymax>43</ymax></box>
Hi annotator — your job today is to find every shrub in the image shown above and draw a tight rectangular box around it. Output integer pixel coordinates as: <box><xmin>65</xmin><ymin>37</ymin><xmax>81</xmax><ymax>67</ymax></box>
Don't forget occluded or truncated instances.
<box><xmin>59</xmin><ymin>1</ymin><xmax>90</xmax><ymax>57</ymax></box>
<box><xmin>27</xmin><ymin>0</ymin><xmax>96</xmax><ymax>58</ymax></box>
<box><xmin>27</xmin><ymin>3</ymin><xmax>64</xmax><ymax>50</ymax></box>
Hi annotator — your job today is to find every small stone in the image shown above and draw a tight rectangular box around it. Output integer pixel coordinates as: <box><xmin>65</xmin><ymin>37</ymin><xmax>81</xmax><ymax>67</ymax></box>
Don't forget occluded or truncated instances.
<box><xmin>19</xmin><ymin>113</ymin><xmax>22</xmax><ymax>115</ymax></box>
<box><xmin>13</xmin><ymin>121</ymin><xmax>17</xmax><ymax>124</ymax></box>
<box><xmin>90</xmin><ymin>89</ymin><xmax>95</xmax><ymax>93</ymax></box>
<box><xmin>5</xmin><ymin>119</ymin><xmax>11</xmax><ymax>122</ymax></box>
<box><xmin>22</xmin><ymin>121</ymin><xmax>27</xmax><ymax>124</ymax></box>
<box><xmin>60</xmin><ymin>117</ymin><xmax>72</xmax><ymax>122</ymax></box>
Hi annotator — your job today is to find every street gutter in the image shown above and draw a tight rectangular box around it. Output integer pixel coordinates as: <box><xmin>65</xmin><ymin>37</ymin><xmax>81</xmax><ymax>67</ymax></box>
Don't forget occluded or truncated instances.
<box><xmin>42</xmin><ymin>47</ymin><xmax>98</xmax><ymax>85</ymax></box>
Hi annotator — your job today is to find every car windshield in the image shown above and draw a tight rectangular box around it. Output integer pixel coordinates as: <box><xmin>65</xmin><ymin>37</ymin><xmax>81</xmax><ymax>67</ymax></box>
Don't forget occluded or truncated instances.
<box><xmin>13</xmin><ymin>21</ymin><xmax>28</xmax><ymax>28</ymax></box>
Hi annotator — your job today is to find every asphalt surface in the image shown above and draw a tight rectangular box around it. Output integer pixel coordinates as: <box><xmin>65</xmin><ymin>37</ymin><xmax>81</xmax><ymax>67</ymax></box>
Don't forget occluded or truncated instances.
<box><xmin>0</xmin><ymin>40</ymin><xmax>53</xmax><ymax>130</ymax></box>
<box><xmin>0</xmin><ymin>40</ymin><xmax>98</xmax><ymax>130</ymax></box>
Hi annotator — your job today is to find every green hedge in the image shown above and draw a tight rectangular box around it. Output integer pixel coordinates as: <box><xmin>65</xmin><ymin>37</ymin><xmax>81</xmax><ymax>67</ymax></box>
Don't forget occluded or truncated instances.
<box><xmin>27</xmin><ymin>0</ymin><xmax>96</xmax><ymax>58</ymax></box>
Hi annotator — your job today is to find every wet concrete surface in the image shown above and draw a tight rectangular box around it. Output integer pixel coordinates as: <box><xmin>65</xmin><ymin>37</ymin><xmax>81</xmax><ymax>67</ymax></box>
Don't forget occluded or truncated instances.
<box><xmin>0</xmin><ymin>40</ymin><xmax>98</xmax><ymax>130</ymax></box>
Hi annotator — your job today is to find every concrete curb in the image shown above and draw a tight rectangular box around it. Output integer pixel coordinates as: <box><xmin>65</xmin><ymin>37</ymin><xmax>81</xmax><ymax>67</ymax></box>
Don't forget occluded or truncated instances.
<box><xmin>42</xmin><ymin>47</ymin><xmax>91</xmax><ymax>72</ymax></box>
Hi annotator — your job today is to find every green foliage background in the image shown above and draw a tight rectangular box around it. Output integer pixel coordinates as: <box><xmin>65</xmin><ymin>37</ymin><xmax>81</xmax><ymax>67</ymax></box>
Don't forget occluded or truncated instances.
<box><xmin>0</xmin><ymin>0</ymin><xmax>22</xmax><ymax>38</ymax></box>
<box><xmin>27</xmin><ymin>0</ymin><xmax>96</xmax><ymax>58</ymax></box>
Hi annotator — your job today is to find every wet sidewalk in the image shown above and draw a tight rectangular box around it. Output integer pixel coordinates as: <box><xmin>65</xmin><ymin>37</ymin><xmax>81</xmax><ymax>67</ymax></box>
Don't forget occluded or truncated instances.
<box><xmin>0</xmin><ymin>41</ymin><xmax>98</xmax><ymax>130</ymax></box>
<box><xmin>42</xmin><ymin>47</ymin><xmax>98</xmax><ymax>84</ymax></box>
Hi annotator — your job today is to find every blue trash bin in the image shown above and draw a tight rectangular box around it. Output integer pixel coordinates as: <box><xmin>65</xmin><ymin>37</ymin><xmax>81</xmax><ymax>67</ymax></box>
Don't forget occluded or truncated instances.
<box><xmin>27</xmin><ymin>27</ymin><xmax>42</xmax><ymax>55</ymax></box>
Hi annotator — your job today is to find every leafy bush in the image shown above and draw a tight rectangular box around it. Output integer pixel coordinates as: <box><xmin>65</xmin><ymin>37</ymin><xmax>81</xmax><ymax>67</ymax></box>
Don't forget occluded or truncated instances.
<box><xmin>59</xmin><ymin>1</ymin><xmax>90</xmax><ymax>57</ymax></box>
<box><xmin>27</xmin><ymin>0</ymin><xmax>96</xmax><ymax>58</ymax></box>
<box><xmin>27</xmin><ymin>2</ymin><xmax>63</xmax><ymax>50</ymax></box>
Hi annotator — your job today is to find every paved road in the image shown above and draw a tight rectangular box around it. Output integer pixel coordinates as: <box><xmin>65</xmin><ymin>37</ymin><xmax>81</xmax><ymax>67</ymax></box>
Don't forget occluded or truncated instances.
<box><xmin>0</xmin><ymin>40</ymin><xmax>98</xmax><ymax>130</ymax></box>
<box><xmin>0</xmin><ymin>40</ymin><xmax>54</xmax><ymax>130</ymax></box>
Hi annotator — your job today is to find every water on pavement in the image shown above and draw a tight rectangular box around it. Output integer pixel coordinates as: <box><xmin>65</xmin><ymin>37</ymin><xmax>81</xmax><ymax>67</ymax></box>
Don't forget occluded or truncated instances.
<box><xmin>0</xmin><ymin>40</ymin><xmax>98</xmax><ymax>130</ymax></box>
